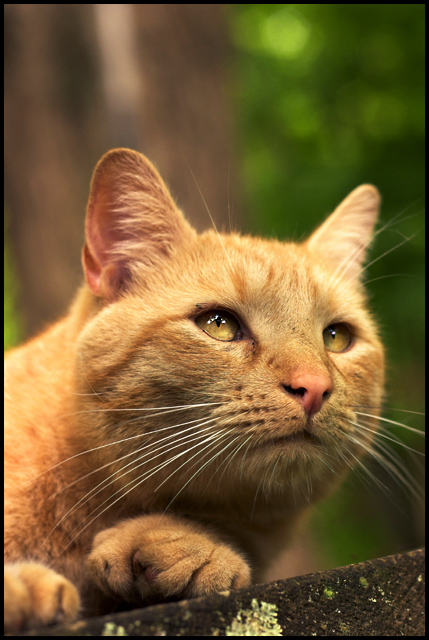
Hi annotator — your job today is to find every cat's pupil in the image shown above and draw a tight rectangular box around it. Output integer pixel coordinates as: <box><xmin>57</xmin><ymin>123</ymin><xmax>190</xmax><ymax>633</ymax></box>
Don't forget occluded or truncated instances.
<box><xmin>323</xmin><ymin>323</ymin><xmax>352</xmax><ymax>353</ymax></box>
<box><xmin>194</xmin><ymin>309</ymin><xmax>240</xmax><ymax>341</ymax></box>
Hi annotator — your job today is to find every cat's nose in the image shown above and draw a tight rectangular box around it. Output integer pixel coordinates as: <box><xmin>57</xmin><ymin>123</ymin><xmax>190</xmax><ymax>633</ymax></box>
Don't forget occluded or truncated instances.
<box><xmin>282</xmin><ymin>371</ymin><xmax>333</xmax><ymax>416</ymax></box>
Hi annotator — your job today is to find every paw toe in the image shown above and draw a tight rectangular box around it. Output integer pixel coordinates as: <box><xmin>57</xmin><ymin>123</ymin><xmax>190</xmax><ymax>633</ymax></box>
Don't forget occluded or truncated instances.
<box><xmin>4</xmin><ymin>563</ymin><xmax>80</xmax><ymax>632</ymax></box>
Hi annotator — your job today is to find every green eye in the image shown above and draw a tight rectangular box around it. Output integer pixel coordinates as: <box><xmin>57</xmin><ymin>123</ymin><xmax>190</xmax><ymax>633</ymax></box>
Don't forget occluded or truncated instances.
<box><xmin>195</xmin><ymin>310</ymin><xmax>240</xmax><ymax>342</ymax></box>
<box><xmin>323</xmin><ymin>323</ymin><xmax>353</xmax><ymax>353</ymax></box>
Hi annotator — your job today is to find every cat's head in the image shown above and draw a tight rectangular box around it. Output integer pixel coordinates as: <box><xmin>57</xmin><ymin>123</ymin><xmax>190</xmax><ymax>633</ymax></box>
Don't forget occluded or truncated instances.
<box><xmin>76</xmin><ymin>149</ymin><xmax>384</xmax><ymax>516</ymax></box>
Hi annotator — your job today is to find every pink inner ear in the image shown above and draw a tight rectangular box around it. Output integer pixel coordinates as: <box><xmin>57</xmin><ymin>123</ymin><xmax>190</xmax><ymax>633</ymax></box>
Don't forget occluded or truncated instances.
<box><xmin>82</xmin><ymin>176</ymin><xmax>132</xmax><ymax>300</ymax></box>
<box><xmin>82</xmin><ymin>242</ymin><xmax>102</xmax><ymax>296</ymax></box>
<box><xmin>81</xmin><ymin>148</ymin><xmax>196</xmax><ymax>302</ymax></box>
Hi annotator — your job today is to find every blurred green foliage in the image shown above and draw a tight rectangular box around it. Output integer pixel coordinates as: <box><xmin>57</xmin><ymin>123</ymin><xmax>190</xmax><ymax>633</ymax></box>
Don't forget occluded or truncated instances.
<box><xmin>4</xmin><ymin>209</ymin><xmax>23</xmax><ymax>350</ymax></box>
<box><xmin>229</xmin><ymin>3</ymin><xmax>424</xmax><ymax>568</ymax></box>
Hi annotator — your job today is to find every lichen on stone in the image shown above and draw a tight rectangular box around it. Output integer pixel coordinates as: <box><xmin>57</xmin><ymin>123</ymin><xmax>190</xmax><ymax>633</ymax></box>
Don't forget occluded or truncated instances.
<box><xmin>101</xmin><ymin>622</ymin><xmax>128</xmax><ymax>636</ymax></box>
<box><xmin>323</xmin><ymin>587</ymin><xmax>335</xmax><ymax>599</ymax></box>
<box><xmin>225</xmin><ymin>599</ymin><xmax>282</xmax><ymax>636</ymax></box>
<box><xmin>359</xmin><ymin>576</ymin><xmax>369</xmax><ymax>589</ymax></box>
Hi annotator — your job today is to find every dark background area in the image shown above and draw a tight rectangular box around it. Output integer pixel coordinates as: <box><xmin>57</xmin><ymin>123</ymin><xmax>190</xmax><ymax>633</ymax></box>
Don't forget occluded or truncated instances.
<box><xmin>4</xmin><ymin>4</ymin><xmax>424</xmax><ymax>579</ymax></box>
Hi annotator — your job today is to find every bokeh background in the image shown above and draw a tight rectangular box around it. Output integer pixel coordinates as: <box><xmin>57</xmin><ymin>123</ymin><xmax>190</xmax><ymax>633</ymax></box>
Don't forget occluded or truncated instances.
<box><xmin>4</xmin><ymin>4</ymin><xmax>424</xmax><ymax>579</ymax></box>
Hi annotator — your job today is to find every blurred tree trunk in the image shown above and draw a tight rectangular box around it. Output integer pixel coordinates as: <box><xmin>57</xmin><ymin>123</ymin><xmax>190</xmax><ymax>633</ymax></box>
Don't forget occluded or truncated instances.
<box><xmin>4</xmin><ymin>4</ymin><xmax>239</xmax><ymax>338</ymax></box>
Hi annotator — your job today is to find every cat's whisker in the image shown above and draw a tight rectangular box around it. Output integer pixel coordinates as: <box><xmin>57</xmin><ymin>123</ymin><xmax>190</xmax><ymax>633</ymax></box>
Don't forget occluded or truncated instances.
<box><xmin>26</xmin><ymin>407</ymin><xmax>224</xmax><ymax>485</ymax></box>
<box><xmin>361</xmin><ymin>443</ymin><xmax>422</xmax><ymax>504</ymax></box>
<box><xmin>68</xmin><ymin>425</ymin><xmax>218</xmax><ymax>514</ymax></box>
<box><xmin>250</xmin><ymin>474</ymin><xmax>264</xmax><ymax>521</ymax></box>
<box><xmin>357</xmin><ymin>420</ymin><xmax>424</xmax><ymax>473</ymax></box>
<box><xmin>355</xmin><ymin>411</ymin><xmax>425</xmax><ymax>435</ymax></box>
<box><xmin>69</xmin><ymin>391</ymin><xmax>108</xmax><ymax>397</ymax></box>
<box><xmin>369</xmin><ymin>438</ymin><xmax>424</xmax><ymax>499</ymax></box>
<box><xmin>331</xmin><ymin>207</ymin><xmax>421</xmax><ymax>287</ymax></box>
<box><xmin>184</xmin><ymin>158</ymin><xmax>235</xmax><ymax>275</ymax></box>
<box><xmin>343</xmin><ymin>440</ymin><xmax>394</xmax><ymax>497</ymax></box>
<box><xmin>240</xmin><ymin>434</ymin><xmax>256</xmax><ymax>482</ymax></box>
<box><xmin>196</xmin><ymin>432</ymin><xmax>254</xmax><ymax>493</ymax></box>
<box><xmin>53</xmin><ymin>416</ymin><xmax>224</xmax><ymax>497</ymax></box>
<box><xmin>215</xmin><ymin>434</ymin><xmax>254</xmax><ymax>489</ymax></box>
<box><xmin>372</xmin><ymin>423</ymin><xmax>425</xmax><ymax>458</ymax></box>
<box><xmin>328</xmin><ymin>207</ymin><xmax>398</xmax><ymax>287</ymax></box>
<box><xmin>338</xmin><ymin>444</ymin><xmax>377</xmax><ymax>492</ymax></box>
<box><xmin>335</xmin><ymin>446</ymin><xmax>355</xmax><ymax>474</ymax></box>
<box><xmin>64</xmin><ymin>401</ymin><xmax>223</xmax><ymax>418</ymax></box>
<box><xmin>350</xmin><ymin>419</ymin><xmax>425</xmax><ymax>456</ymax></box>
<box><xmin>346</xmin><ymin>429</ymin><xmax>423</xmax><ymax>502</ymax></box>
<box><xmin>161</xmin><ymin>433</ymin><xmax>243</xmax><ymax>513</ymax></box>
<box><xmin>155</xmin><ymin>428</ymin><xmax>237</xmax><ymax>494</ymax></box>
<box><xmin>54</xmin><ymin>418</ymin><xmax>222</xmax><ymax>497</ymax></box>
<box><xmin>150</xmin><ymin>426</ymin><xmax>232</xmax><ymax>498</ymax></box>
<box><xmin>332</xmin><ymin>238</ymin><xmax>373</xmax><ymax>286</ymax></box>
<box><xmin>67</xmin><ymin>423</ymin><xmax>222</xmax><ymax>521</ymax></box>
<box><xmin>362</xmin><ymin>273</ymin><xmax>419</xmax><ymax>286</ymax></box>
<box><xmin>78</xmin><ymin>348</ymin><xmax>105</xmax><ymax>403</ymax></box>
<box><xmin>313</xmin><ymin>448</ymin><xmax>339</xmax><ymax>476</ymax></box>
<box><xmin>45</xmin><ymin>420</ymin><xmax>221</xmax><ymax>546</ymax></box>
<box><xmin>353</xmin><ymin>406</ymin><xmax>425</xmax><ymax>416</ymax></box>
<box><xmin>227</xmin><ymin>162</ymin><xmax>235</xmax><ymax>235</ymax></box>
<box><xmin>265</xmin><ymin>449</ymin><xmax>283</xmax><ymax>491</ymax></box>
<box><xmin>377</xmin><ymin>204</ymin><xmax>424</xmax><ymax>230</ymax></box>
<box><xmin>57</xmin><ymin>425</ymin><xmax>228</xmax><ymax>555</ymax></box>
<box><xmin>353</xmin><ymin>229</ymin><xmax>420</xmax><ymax>281</ymax></box>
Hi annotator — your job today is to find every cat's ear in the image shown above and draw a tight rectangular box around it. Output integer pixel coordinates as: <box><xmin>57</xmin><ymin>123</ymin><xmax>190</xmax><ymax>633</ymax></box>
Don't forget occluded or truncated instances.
<box><xmin>82</xmin><ymin>148</ymin><xmax>195</xmax><ymax>301</ymax></box>
<box><xmin>306</xmin><ymin>184</ymin><xmax>380</xmax><ymax>280</ymax></box>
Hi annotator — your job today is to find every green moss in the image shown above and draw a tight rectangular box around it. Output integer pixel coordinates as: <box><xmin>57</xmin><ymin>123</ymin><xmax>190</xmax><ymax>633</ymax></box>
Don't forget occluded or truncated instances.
<box><xmin>101</xmin><ymin>622</ymin><xmax>128</xmax><ymax>636</ymax></box>
<box><xmin>339</xmin><ymin>622</ymin><xmax>349</xmax><ymax>634</ymax></box>
<box><xmin>359</xmin><ymin>576</ymin><xmax>369</xmax><ymax>589</ymax></box>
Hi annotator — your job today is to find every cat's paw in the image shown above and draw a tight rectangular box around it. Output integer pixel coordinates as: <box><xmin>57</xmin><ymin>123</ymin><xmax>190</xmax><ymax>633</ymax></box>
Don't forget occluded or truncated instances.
<box><xmin>87</xmin><ymin>514</ymin><xmax>251</xmax><ymax>602</ymax></box>
<box><xmin>4</xmin><ymin>562</ymin><xmax>80</xmax><ymax>633</ymax></box>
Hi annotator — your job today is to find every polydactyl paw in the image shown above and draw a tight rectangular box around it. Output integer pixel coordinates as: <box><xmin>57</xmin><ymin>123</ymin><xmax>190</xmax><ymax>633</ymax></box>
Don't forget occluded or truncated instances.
<box><xmin>86</xmin><ymin>514</ymin><xmax>250</xmax><ymax>602</ymax></box>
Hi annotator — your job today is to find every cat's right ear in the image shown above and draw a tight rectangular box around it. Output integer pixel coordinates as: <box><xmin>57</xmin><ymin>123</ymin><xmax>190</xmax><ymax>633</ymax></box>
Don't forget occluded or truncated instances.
<box><xmin>306</xmin><ymin>184</ymin><xmax>380</xmax><ymax>281</ymax></box>
<box><xmin>82</xmin><ymin>149</ymin><xmax>196</xmax><ymax>301</ymax></box>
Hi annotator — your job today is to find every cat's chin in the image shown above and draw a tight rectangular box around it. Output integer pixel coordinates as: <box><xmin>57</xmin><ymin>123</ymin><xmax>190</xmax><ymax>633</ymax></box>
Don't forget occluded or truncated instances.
<box><xmin>266</xmin><ymin>430</ymin><xmax>322</xmax><ymax>451</ymax></box>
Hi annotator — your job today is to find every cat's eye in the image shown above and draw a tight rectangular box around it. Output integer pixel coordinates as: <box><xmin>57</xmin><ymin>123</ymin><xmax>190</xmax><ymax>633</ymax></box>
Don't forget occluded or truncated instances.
<box><xmin>323</xmin><ymin>323</ymin><xmax>353</xmax><ymax>353</ymax></box>
<box><xmin>195</xmin><ymin>310</ymin><xmax>241</xmax><ymax>342</ymax></box>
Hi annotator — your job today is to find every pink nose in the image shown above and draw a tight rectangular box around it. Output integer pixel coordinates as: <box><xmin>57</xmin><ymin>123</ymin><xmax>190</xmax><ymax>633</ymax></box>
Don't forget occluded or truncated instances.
<box><xmin>282</xmin><ymin>371</ymin><xmax>333</xmax><ymax>416</ymax></box>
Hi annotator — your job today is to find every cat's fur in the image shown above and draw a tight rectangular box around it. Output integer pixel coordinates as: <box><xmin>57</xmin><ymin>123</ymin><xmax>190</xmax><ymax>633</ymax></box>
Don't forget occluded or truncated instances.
<box><xmin>4</xmin><ymin>149</ymin><xmax>384</xmax><ymax>632</ymax></box>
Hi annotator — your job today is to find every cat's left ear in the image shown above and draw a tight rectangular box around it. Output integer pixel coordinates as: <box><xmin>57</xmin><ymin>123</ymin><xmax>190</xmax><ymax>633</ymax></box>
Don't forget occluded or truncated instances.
<box><xmin>82</xmin><ymin>149</ymin><xmax>196</xmax><ymax>301</ymax></box>
<box><xmin>306</xmin><ymin>184</ymin><xmax>380</xmax><ymax>280</ymax></box>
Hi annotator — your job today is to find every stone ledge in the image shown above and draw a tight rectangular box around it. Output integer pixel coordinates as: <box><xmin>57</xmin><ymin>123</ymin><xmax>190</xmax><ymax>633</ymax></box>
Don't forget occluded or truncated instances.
<box><xmin>17</xmin><ymin>548</ymin><xmax>424</xmax><ymax>636</ymax></box>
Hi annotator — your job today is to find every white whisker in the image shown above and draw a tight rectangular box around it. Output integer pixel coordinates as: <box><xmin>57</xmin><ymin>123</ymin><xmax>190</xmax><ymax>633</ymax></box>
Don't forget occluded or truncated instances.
<box><xmin>26</xmin><ymin>405</ymin><xmax>224</xmax><ymax>485</ymax></box>
<box><xmin>208</xmin><ymin>434</ymin><xmax>254</xmax><ymax>490</ymax></box>
<box><xmin>349</xmin><ymin>419</ymin><xmax>425</xmax><ymax>455</ymax></box>
<box><xmin>54</xmin><ymin>425</ymin><xmax>228</xmax><ymax>557</ymax></box>
<box><xmin>184</xmin><ymin>158</ymin><xmax>235</xmax><ymax>274</ymax></box>
<box><xmin>346</xmin><ymin>427</ymin><xmax>424</xmax><ymax>502</ymax></box>
<box><xmin>354</xmin><ymin>230</ymin><xmax>420</xmax><ymax>280</ymax></box>
<box><xmin>362</xmin><ymin>273</ymin><xmax>419</xmax><ymax>286</ymax></box>
<box><xmin>161</xmin><ymin>433</ymin><xmax>242</xmax><ymax>512</ymax></box>
<box><xmin>353</xmin><ymin>406</ymin><xmax>425</xmax><ymax>416</ymax></box>
<box><xmin>355</xmin><ymin>411</ymin><xmax>425</xmax><ymax>435</ymax></box>
<box><xmin>47</xmin><ymin>420</ymin><xmax>221</xmax><ymax>547</ymax></box>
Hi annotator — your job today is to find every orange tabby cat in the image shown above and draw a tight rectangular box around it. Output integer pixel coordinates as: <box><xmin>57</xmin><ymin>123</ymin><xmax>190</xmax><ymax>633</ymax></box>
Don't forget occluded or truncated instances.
<box><xmin>4</xmin><ymin>148</ymin><xmax>384</xmax><ymax>632</ymax></box>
